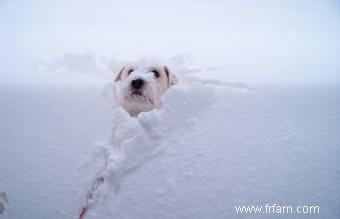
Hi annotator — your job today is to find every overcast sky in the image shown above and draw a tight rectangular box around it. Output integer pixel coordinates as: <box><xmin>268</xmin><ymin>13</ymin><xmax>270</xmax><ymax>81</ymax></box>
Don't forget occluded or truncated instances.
<box><xmin>1</xmin><ymin>0</ymin><xmax>339</xmax><ymax>83</ymax></box>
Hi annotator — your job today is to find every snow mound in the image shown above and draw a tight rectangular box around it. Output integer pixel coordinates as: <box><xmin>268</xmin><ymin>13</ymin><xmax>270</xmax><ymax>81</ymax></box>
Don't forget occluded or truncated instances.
<box><xmin>82</xmin><ymin>84</ymin><xmax>215</xmax><ymax>211</ymax></box>
<box><xmin>32</xmin><ymin>52</ymin><xmax>248</xmax><ymax>89</ymax></box>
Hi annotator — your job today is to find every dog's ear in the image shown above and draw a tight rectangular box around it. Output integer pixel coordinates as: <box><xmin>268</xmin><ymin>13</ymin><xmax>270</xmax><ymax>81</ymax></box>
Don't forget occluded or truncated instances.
<box><xmin>114</xmin><ymin>66</ymin><xmax>125</xmax><ymax>82</ymax></box>
<box><xmin>164</xmin><ymin>66</ymin><xmax>178</xmax><ymax>86</ymax></box>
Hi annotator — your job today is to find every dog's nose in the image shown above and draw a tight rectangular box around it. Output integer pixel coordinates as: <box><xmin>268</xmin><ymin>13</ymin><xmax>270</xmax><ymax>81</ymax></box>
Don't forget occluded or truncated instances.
<box><xmin>131</xmin><ymin>79</ymin><xmax>144</xmax><ymax>89</ymax></box>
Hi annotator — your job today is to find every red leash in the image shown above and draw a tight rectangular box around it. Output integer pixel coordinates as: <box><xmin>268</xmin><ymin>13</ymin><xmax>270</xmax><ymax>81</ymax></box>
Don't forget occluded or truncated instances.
<box><xmin>78</xmin><ymin>175</ymin><xmax>105</xmax><ymax>219</ymax></box>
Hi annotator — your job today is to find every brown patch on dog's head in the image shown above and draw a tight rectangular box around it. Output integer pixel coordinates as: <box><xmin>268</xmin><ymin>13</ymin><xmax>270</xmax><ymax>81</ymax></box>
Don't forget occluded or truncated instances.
<box><xmin>114</xmin><ymin>66</ymin><xmax>125</xmax><ymax>82</ymax></box>
<box><xmin>164</xmin><ymin>66</ymin><xmax>177</xmax><ymax>87</ymax></box>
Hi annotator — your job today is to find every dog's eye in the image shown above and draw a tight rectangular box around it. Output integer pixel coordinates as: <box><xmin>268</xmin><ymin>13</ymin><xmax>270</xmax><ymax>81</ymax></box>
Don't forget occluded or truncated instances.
<box><xmin>151</xmin><ymin>70</ymin><xmax>160</xmax><ymax>78</ymax></box>
<box><xmin>128</xmin><ymin>69</ymin><xmax>134</xmax><ymax>75</ymax></box>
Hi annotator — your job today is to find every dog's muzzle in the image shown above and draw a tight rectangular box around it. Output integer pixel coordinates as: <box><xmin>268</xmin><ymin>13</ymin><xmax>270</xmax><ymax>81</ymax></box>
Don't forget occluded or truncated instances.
<box><xmin>131</xmin><ymin>78</ymin><xmax>144</xmax><ymax>90</ymax></box>
<box><xmin>130</xmin><ymin>78</ymin><xmax>146</xmax><ymax>96</ymax></box>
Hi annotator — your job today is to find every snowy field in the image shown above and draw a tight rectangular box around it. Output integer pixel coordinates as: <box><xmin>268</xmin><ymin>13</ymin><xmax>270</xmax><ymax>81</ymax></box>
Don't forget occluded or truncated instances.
<box><xmin>1</xmin><ymin>0</ymin><xmax>340</xmax><ymax>218</ymax></box>
<box><xmin>1</xmin><ymin>81</ymin><xmax>340</xmax><ymax>219</ymax></box>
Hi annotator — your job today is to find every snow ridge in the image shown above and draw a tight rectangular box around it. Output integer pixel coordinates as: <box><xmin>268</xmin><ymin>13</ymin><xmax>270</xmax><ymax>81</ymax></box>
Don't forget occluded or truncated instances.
<box><xmin>81</xmin><ymin>84</ymin><xmax>215</xmax><ymax>216</ymax></box>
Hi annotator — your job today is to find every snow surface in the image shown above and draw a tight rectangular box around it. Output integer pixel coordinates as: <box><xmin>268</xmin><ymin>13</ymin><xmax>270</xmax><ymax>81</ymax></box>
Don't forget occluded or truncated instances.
<box><xmin>1</xmin><ymin>64</ymin><xmax>340</xmax><ymax>218</ymax></box>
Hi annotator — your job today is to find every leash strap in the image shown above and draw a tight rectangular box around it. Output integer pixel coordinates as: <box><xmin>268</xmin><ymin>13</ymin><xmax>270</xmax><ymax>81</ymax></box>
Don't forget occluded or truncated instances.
<box><xmin>78</xmin><ymin>176</ymin><xmax>105</xmax><ymax>219</ymax></box>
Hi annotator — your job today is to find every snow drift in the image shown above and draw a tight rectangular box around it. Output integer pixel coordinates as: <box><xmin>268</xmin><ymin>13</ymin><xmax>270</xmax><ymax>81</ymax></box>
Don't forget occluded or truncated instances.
<box><xmin>0</xmin><ymin>59</ymin><xmax>339</xmax><ymax>218</ymax></box>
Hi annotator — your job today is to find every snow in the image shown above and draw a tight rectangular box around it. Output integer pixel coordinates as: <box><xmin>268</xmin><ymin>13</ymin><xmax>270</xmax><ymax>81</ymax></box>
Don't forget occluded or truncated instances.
<box><xmin>0</xmin><ymin>192</ymin><xmax>9</xmax><ymax>218</ymax></box>
<box><xmin>1</xmin><ymin>0</ymin><xmax>340</xmax><ymax>218</ymax></box>
<box><xmin>1</xmin><ymin>75</ymin><xmax>340</xmax><ymax>218</ymax></box>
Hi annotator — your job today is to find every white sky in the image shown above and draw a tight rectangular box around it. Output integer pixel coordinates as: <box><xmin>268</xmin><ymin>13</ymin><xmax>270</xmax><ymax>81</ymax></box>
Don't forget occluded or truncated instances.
<box><xmin>0</xmin><ymin>0</ymin><xmax>339</xmax><ymax>83</ymax></box>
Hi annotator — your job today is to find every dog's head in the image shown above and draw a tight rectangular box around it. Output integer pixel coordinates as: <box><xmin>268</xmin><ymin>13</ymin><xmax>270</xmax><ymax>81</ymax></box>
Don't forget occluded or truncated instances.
<box><xmin>114</xmin><ymin>64</ymin><xmax>177</xmax><ymax>116</ymax></box>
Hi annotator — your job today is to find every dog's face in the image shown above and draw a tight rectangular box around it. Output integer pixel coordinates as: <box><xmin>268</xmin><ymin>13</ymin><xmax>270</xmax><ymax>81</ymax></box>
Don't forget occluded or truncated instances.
<box><xmin>114</xmin><ymin>64</ymin><xmax>177</xmax><ymax>116</ymax></box>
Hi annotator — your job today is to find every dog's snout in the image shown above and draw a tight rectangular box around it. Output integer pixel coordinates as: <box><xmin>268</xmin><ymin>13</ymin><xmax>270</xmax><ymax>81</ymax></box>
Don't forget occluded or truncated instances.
<box><xmin>131</xmin><ymin>79</ymin><xmax>144</xmax><ymax>89</ymax></box>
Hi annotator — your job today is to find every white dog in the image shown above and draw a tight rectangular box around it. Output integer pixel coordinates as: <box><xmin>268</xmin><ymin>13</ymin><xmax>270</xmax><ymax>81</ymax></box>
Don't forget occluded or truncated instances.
<box><xmin>114</xmin><ymin>64</ymin><xmax>177</xmax><ymax>116</ymax></box>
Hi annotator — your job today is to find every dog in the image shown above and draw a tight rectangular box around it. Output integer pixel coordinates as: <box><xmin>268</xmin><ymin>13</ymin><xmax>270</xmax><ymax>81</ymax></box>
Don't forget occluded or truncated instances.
<box><xmin>114</xmin><ymin>64</ymin><xmax>177</xmax><ymax>116</ymax></box>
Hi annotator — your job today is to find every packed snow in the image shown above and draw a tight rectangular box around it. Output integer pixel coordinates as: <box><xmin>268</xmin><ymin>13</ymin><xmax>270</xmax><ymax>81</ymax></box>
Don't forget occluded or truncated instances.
<box><xmin>1</xmin><ymin>0</ymin><xmax>340</xmax><ymax>218</ymax></box>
